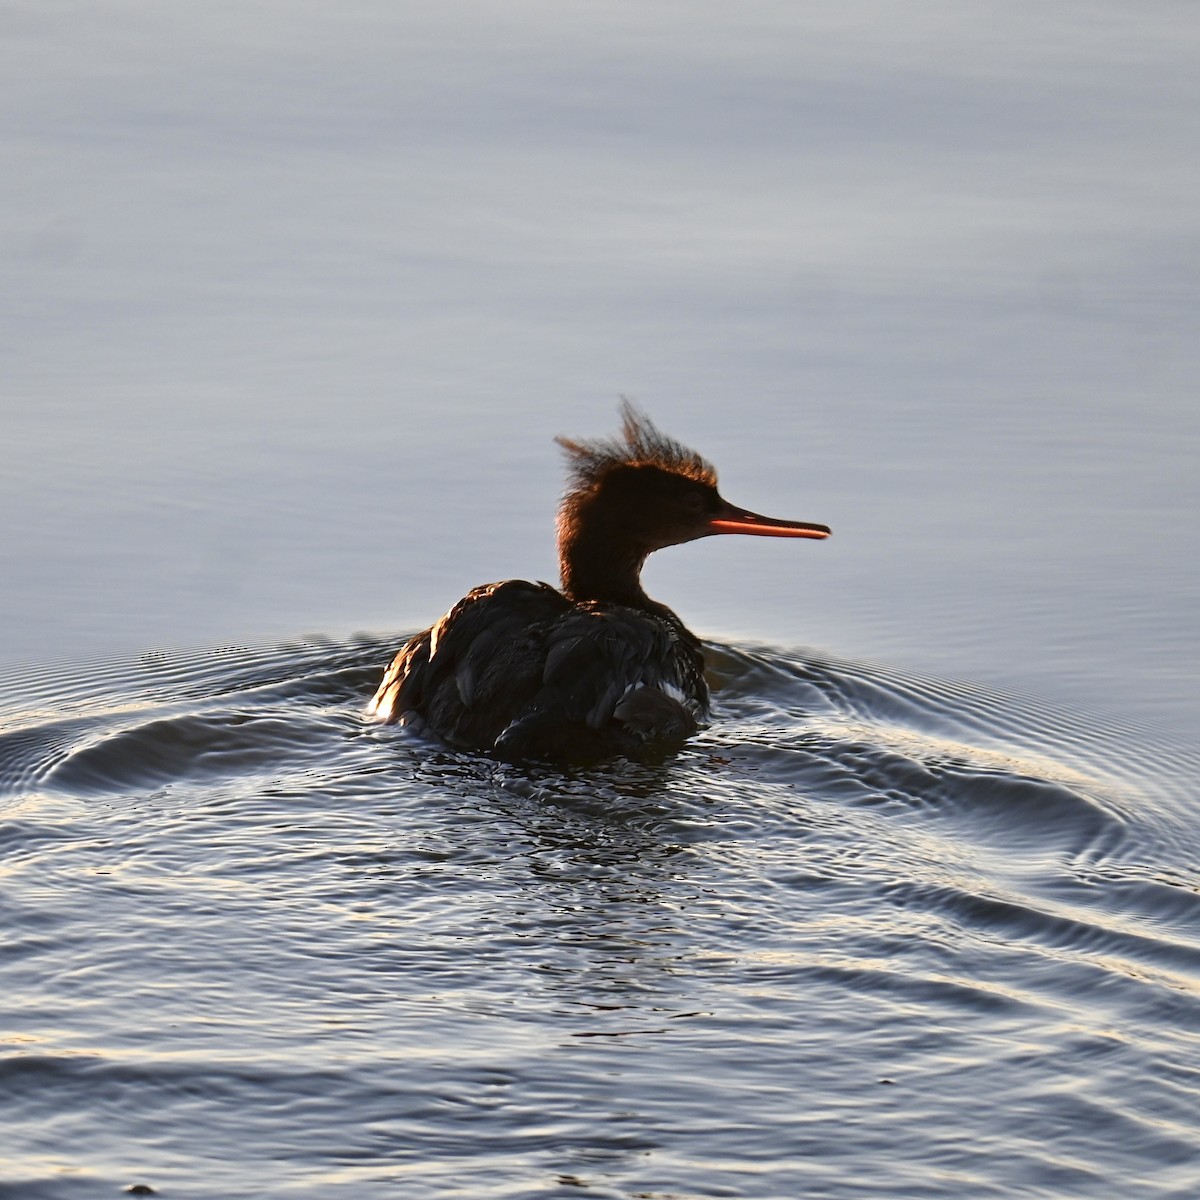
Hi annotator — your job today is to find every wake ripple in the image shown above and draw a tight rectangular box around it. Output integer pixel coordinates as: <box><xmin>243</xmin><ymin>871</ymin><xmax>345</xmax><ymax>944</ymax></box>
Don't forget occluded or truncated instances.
<box><xmin>2</xmin><ymin>633</ymin><xmax>1199</xmax><ymax>1200</ymax></box>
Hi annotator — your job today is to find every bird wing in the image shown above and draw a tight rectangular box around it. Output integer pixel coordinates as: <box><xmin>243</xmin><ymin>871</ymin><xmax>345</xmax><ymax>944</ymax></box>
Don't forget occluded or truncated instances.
<box><xmin>368</xmin><ymin>580</ymin><xmax>568</xmax><ymax>746</ymax></box>
<box><xmin>494</xmin><ymin>604</ymin><xmax>708</xmax><ymax>760</ymax></box>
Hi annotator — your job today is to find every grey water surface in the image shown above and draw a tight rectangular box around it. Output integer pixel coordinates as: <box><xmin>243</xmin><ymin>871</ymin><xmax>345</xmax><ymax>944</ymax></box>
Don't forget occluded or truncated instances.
<box><xmin>3</xmin><ymin>3</ymin><xmax>1199</xmax><ymax>1197</ymax></box>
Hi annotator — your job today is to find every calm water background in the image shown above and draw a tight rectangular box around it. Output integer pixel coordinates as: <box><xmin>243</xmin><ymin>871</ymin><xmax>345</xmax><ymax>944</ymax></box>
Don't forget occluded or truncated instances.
<box><xmin>3</xmin><ymin>3</ymin><xmax>1199</xmax><ymax>1197</ymax></box>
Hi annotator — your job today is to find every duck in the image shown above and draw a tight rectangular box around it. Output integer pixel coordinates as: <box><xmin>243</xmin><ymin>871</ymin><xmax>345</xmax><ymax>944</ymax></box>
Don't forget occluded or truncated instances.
<box><xmin>369</xmin><ymin>401</ymin><xmax>829</xmax><ymax>761</ymax></box>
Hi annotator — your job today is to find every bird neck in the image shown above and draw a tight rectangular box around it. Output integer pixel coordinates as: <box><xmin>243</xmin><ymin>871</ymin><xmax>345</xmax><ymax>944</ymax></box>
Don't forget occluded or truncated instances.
<box><xmin>559</xmin><ymin>524</ymin><xmax>652</xmax><ymax>609</ymax></box>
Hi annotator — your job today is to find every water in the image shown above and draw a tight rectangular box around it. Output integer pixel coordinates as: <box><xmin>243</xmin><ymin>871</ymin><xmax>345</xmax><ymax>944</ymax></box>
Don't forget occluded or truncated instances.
<box><xmin>2</xmin><ymin>638</ymin><xmax>1199</xmax><ymax>1198</ymax></box>
<box><xmin>3</xmin><ymin>2</ymin><xmax>1200</xmax><ymax>1196</ymax></box>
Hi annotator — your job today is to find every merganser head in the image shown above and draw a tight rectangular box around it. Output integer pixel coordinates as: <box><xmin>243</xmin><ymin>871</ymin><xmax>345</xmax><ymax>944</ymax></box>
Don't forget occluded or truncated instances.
<box><xmin>555</xmin><ymin>401</ymin><xmax>829</xmax><ymax>604</ymax></box>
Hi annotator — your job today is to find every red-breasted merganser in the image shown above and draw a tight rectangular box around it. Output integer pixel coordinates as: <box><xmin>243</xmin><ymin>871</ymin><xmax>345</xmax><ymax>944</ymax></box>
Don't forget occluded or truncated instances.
<box><xmin>369</xmin><ymin>402</ymin><xmax>830</xmax><ymax>761</ymax></box>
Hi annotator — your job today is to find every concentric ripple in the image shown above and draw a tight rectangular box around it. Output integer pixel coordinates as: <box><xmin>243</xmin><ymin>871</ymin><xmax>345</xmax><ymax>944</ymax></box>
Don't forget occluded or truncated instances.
<box><xmin>1</xmin><ymin>633</ymin><xmax>1198</xmax><ymax>1199</ymax></box>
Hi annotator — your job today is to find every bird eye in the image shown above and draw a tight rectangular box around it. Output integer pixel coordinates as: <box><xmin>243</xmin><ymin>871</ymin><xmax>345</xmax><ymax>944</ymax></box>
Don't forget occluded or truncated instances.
<box><xmin>681</xmin><ymin>491</ymin><xmax>705</xmax><ymax>514</ymax></box>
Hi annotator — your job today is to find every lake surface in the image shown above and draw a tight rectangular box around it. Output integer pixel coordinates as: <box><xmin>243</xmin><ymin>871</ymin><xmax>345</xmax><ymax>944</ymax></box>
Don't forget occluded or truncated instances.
<box><xmin>3</xmin><ymin>3</ymin><xmax>1199</xmax><ymax>1197</ymax></box>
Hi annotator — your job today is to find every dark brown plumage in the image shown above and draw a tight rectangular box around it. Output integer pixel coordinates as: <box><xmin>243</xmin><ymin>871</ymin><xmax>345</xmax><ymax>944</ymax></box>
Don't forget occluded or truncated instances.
<box><xmin>369</xmin><ymin>402</ymin><xmax>829</xmax><ymax>762</ymax></box>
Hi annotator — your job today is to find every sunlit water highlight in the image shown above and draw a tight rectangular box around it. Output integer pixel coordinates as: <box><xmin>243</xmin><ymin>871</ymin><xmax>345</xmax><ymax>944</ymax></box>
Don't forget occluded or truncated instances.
<box><xmin>2</xmin><ymin>636</ymin><xmax>1198</xmax><ymax>1199</ymax></box>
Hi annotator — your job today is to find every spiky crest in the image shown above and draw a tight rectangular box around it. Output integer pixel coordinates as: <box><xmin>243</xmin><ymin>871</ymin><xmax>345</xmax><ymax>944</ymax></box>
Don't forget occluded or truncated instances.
<box><xmin>555</xmin><ymin>399</ymin><xmax>717</xmax><ymax>493</ymax></box>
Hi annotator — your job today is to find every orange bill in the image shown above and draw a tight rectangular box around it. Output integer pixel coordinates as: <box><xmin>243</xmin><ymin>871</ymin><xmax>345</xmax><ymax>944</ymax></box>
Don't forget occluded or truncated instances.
<box><xmin>708</xmin><ymin>502</ymin><xmax>830</xmax><ymax>539</ymax></box>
